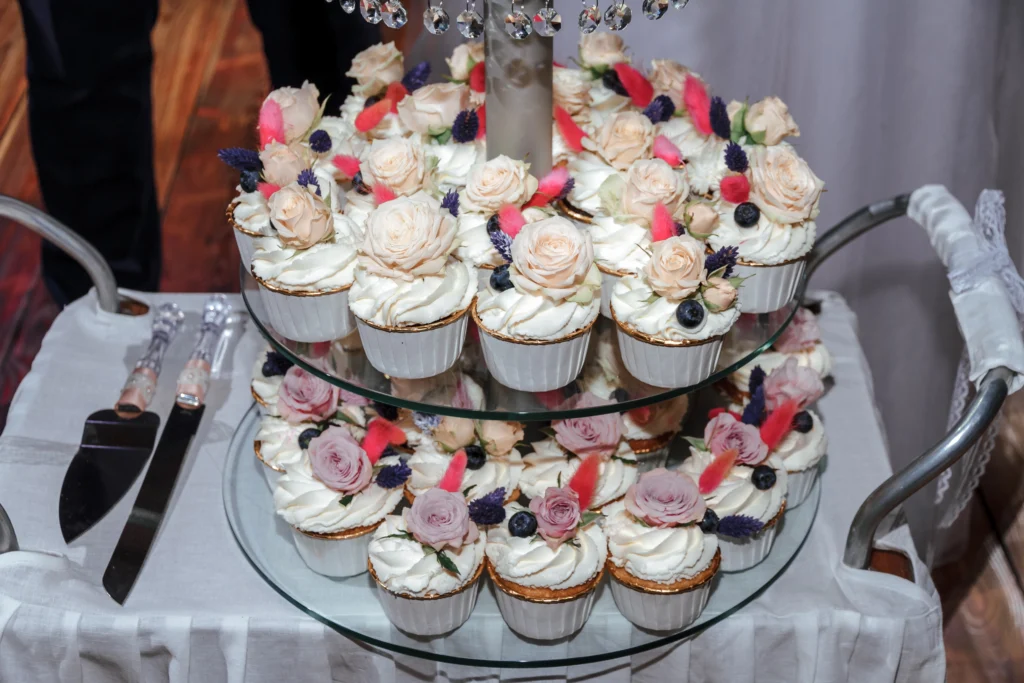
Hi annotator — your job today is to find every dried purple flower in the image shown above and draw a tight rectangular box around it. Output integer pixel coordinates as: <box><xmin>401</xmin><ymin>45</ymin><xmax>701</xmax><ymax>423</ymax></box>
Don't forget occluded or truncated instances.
<box><xmin>309</xmin><ymin>129</ymin><xmax>332</xmax><ymax>154</ymax></box>
<box><xmin>642</xmin><ymin>95</ymin><xmax>675</xmax><ymax>124</ymax></box>
<box><xmin>704</xmin><ymin>246</ymin><xmax>738</xmax><ymax>278</ymax></box>
<box><xmin>724</xmin><ymin>141</ymin><xmax>749</xmax><ymax>173</ymax></box>
<box><xmin>468</xmin><ymin>488</ymin><xmax>507</xmax><ymax>526</ymax></box>
<box><xmin>748</xmin><ymin>365</ymin><xmax>767</xmax><ymax>396</ymax></box>
<box><xmin>489</xmin><ymin>227</ymin><xmax>513</xmax><ymax>263</ymax></box>
<box><xmin>441</xmin><ymin>189</ymin><xmax>460</xmax><ymax>217</ymax></box>
<box><xmin>741</xmin><ymin>385</ymin><xmax>766</xmax><ymax>426</ymax></box>
<box><xmin>376</xmin><ymin>460</ymin><xmax>412</xmax><ymax>489</ymax></box>
<box><xmin>554</xmin><ymin>177</ymin><xmax>575</xmax><ymax>202</ymax></box>
<box><xmin>709</xmin><ymin>96</ymin><xmax>731</xmax><ymax>140</ymax></box>
<box><xmin>297</xmin><ymin>169</ymin><xmax>321</xmax><ymax>196</ymax></box>
<box><xmin>716</xmin><ymin>514</ymin><xmax>765</xmax><ymax>538</ymax></box>
<box><xmin>674</xmin><ymin>221</ymin><xmax>686</xmax><ymax>237</ymax></box>
<box><xmin>413</xmin><ymin>412</ymin><xmax>442</xmax><ymax>433</ymax></box>
<box><xmin>452</xmin><ymin>109</ymin><xmax>479</xmax><ymax>144</ymax></box>
<box><xmin>401</xmin><ymin>61</ymin><xmax>431</xmax><ymax>92</ymax></box>
<box><xmin>217</xmin><ymin>147</ymin><xmax>262</xmax><ymax>172</ymax></box>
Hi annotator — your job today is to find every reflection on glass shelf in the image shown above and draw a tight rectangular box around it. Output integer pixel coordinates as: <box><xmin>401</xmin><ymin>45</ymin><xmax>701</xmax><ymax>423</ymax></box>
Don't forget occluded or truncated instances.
<box><xmin>241</xmin><ymin>266</ymin><xmax>800</xmax><ymax>420</ymax></box>
<box><xmin>224</xmin><ymin>405</ymin><xmax>819</xmax><ymax>668</ymax></box>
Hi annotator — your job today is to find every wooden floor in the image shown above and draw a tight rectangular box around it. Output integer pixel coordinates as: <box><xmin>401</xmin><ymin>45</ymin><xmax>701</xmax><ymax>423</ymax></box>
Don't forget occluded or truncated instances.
<box><xmin>0</xmin><ymin>0</ymin><xmax>1023</xmax><ymax>678</ymax></box>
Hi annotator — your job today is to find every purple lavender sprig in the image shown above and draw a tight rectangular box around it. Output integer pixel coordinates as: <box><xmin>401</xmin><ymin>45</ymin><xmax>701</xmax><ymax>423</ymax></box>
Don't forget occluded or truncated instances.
<box><xmin>705</xmin><ymin>246</ymin><xmax>738</xmax><ymax>278</ymax></box>
<box><xmin>413</xmin><ymin>412</ymin><xmax>442</xmax><ymax>433</ymax></box>
<box><xmin>401</xmin><ymin>62</ymin><xmax>431</xmax><ymax>92</ymax></box>
<box><xmin>452</xmin><ymin>109</ymin><xmax>480</xmax><ymax>144</ymax></box>
<box><xmin>748</xmin><ymin>365</ymin><xmax>767</xmax><ymax>395</ymax></box>
<box><xmin>309</xmin><ymin>129</ymin><xmax>332</xmax><ymax>154</ymax></box>
<box><xmin>489</xmin><ymin>228</ymin><xmax>513</xmax><ymax>263</ymax></box>
<box><xmin>716</xmin><ymin>514</ymin><xmax>764</xmax><ymax>538</ymax></box>
<box><xmin>741</xmin><ymin>385</ymin><xmax>766</xmax><ymax>426</ymax></box>
<box><xmin>297</xmin><ymin>169</ymin><xmax>321</xmax><ymax>196</ymax></box>
<box><xmin>724</xmin><ymin>141</ymin><xmax>749</xmax><ymax>173</ymax></box>
<box><xmin>468</xmin><ymin>488</ymin><xmax>507</xmax><ymax>526</ymax></box>
<box><xmin>441</xmin><ymin>189</ymin><xmax>460</xmax><ymax>217</ymax></box>
<box><xmin>709</xmin><ymin>96</ymin><xmax>731</xmax><ymax>140</ymax></box>
<box><xmin>554</xmin><ymin>177</ymin><xmax>575</xmax><ymax>202</ymax></box>
<box><xmin>376</xmin><ymin>460</ymin><xmax>412</xmax><ymax>489</ymax></box>
<box><xmin>217</xmin><ymin>147</ymin><xmax>262</xmax><ymax>172</ymax></box>
<box><xmin>642</xmin><ymin>95</ymin><xmax>675</xmax><ymax>124</ymax></box>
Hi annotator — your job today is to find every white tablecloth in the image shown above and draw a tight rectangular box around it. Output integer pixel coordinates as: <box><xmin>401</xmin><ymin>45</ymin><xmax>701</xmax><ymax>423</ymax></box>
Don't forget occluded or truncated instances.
<box><xmin>0</xmin><ymin>290</ymin><xmax>944</xmax><ymax>682</ymax></box>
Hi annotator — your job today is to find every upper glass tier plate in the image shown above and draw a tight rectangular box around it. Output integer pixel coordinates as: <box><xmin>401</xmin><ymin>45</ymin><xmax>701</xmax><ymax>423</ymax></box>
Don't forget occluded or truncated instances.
<box><xmin>241</xmin><ymin>267</ymin><xmax>799</xmax><ymax>420</ymax></box>
<box><xmin>224</xmin><ymin>404</ymin><xmax>819</xmax><ymax>668</ymax></box>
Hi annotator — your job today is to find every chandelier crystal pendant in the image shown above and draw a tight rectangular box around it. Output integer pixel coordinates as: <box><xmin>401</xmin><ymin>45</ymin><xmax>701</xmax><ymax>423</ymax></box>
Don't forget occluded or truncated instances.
<box><xmin>504</xmin><ymin>0</ymin><xmax>533</xmax><ymax>39</ymax></box>
<box><xmin>642</xmin><ymin>0</ymin><xmax>668</xmax><ymax>19</ymax></box>
<box><xmin>578</xmin><ymin>0</ymin><xmax>601</xmax><ymax>33</ymax></box>
<box><xmin>603</xmin><ymin>0</ymin><xmax>631</xmax><ymax>30</ymax></box>
<box><xmin>533</xmin><ymin>0</ymin><xmax>562</xmax><ymax>36</ymax></box>
<box><xmin>359</xmin><ymin>0</ymin><xmax>383</xmax><ymax>23</ymax></box>
<box><xmin>424</xmin><ymin>0</ymin><xmax>451</xmax><ymax>33</ymax></box>
<box><xmin>382</xmin><ymin>0</ymin><xmax>409</xmax><ymax>27</ymax></box>
<box><xmin>340</xmin><ymin>0</ymin><xmax>357</xmax><ymax>13</ymax></box>
<box><xmin>457</xmin><ymin>0</ymin><xmax>484</xmax><ymax>37</ymax></box>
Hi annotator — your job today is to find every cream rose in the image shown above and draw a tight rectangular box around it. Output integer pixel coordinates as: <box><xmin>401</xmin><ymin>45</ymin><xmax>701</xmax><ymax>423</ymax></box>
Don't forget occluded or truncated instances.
<box><xmin>362</xmin><ymin>138</ymin><xmax>426</xmax><ymax>195</ymax></box>
<box><xmin>446</xmin><ymin>42</ymin><xmax>484</xmax><ymax>82</ymax></box>
<box><xmin>259</xmin><ymin>142</ymin><xmax>306</xmax><ymax>187</ymax></box>
<box><xmin>748</xmin><ymin>144</ymin><xmax>824</xmax><ymax>224</ymax></box>
<box><xmin>645</xmin><ymin>235</ymin><xmax>706</xmax><ymax>301</ymax></box>
<box><xmin>263</xmin><ymin>82</ymin><xmax>320</xmax><ymax>144</ymax></box>
<box><xmin>462</xmin><ymin>155</ymin><xmax>539</xmax><ymax>213</ymax></box>
<box><xmin>511</xmin><ymin>217</ymin><xmax>595</xmax><ymax>301</ymax></box>
<box><xmin>480</xmin><ymin>421</ymin><xmax>524</xmax><ymax>457</ymax></box>
<box><xmin>553</xmin><ymin>67</ymin><xmax>592</xmax><ymax>117</ymax></box>
<box><xmin>685</xmin><ymin>201</ymin><xmax>719</xmax><ymax>239</ymax></box>
<box><xmin>648</xmin><ymin>60</ymin><xmax>691</xmax><ymax>110</ymax></box>
<box><xmin>579</xmin><ymin>33</ymin><xmax>628</xmax><ymax>69</ymax></box>
<box><xmin>346</xmin><ymin>42</ymin><xmax>404</xmax><ymax>96</ymax></box>
<box><xmin>593</xmin><ymin>111</ymin><xmax>654</xmax><ymax>171</ymax></box>
<box><xmin>434</xmin><ymin>416</ymin><xmax>476</xmax><ymax>451</ymax></box>
<box><xmin>397</xmin><ymin>83</ymin><xmax>470</xmax><ymax>135</ymax></box>
<box><xmin>745</xmin><ymin>96</ymin><xmax>800</xmax><ymax>146</ymax></box>
<box><xmin>359</xmin><ymin>191</ymin><xmax>457</xmax><ymax>280</ymax></box>
<box><xmin>703</xmin><ymin>276</ymin><xmax>737</xmax><ymax>311</ymax></box>
<box><xmin>621</xmin><ymin>159</ymin><xmax>688</xmax><ymax>221</ymax></box>
<box><xmin>268</xmin><ymin>183</ymin><xmax>334</xmax><ymax>249</ymax></box>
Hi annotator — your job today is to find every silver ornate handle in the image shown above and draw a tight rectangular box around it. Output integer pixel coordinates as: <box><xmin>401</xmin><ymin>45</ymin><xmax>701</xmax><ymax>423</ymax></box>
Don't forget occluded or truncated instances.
<box><xmin>176</xmin><ymin>295</ymin><xmax>231</xmax><ymax>409</ymax></box>
<box><xmin>114</xmin><ymin>303</ymin><xmax>185</xmax><ymax>418</ymax></box>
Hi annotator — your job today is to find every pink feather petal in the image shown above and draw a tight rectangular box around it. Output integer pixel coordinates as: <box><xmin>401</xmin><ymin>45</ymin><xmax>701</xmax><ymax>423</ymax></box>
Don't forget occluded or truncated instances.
<box><xmin>612</xmin><ymin>63</ymin><xmax>654</xmax><ymax>108</ymax></box>
<box><xmin>699</xmin><ymin>448</ymin><xmax>737</xmax><ymax>495</ymax></box>
<box><xmin>373</xmin><ymin>184</ymin><xmax>397</xmax><ymax>205</ymax></box>
<box><xmin>257</xmin><ymin>182</ymin><xmax>280</xmax><ymax>200</ymax></box>
<box><xmin>720</xmin><ymin>174</ymin><xmax>751</xmax><ymax>205</ymax></box>
<box><xmin>524</xmin><ymin>167</ymin><xmax>571</xmax><ymax>208</ymax></box>
<box><xmin>476</xmin><ymin>104</ymin><xmax>486</xmax><ymax>140</ymax></box>
<box><xmin>438</xmin><ymin>450</ymin><xmax>468</xmax><ymax>493</ymax></box>
<box><xmin>760</xmin><ymin>400</ymin><xmax>800</xmax><ymax>452</ymax></box>
<box><xmin>651</xmin><ymin>202</ymin><xmax>675</xmax><ymax>242</ymax></box>
<box><xmin>469</xmin><ymin>62</ymin><xmax>486</xmax><ymax>93</ymax></box>
<box><xmin>498</xmin><ymin>205</ymin><xmax>527</xmax><ymax>239</ymax></box>
<box><xmin>385</xmin><ymin>82</ymin><xmax>409</xmax><ymax>114</ymax></box>
<box><xmin>258</xmin><ymin>99</ymin><xmax>285</xmax><ymax>149</ymax></box>
<box><xmin>332</xmin><ymin>155</ymin><xmax>361</xmax><ymax>179</ymax></box>
<box><xmin>653</xmin><ymin>135</ymin><xmax>683</xmax><ymax>167</ymax></box>
<box><xmin>355</xmin><ymin>100</ymin><xmax>391</xmax><ymax>133</ymax></box>
<box><xmin>567</xmin><ymin>453</ymin><xmax>602</xmax><ymax>511</ymax></box>
<box><xmin>361</xmin><ymin>419</ymin><xmax>393</xmax><ymax>465</ymax></box>
<box><xmin>683</xmin><ymin>75</ymin><xmax>712</xmax><ymax>136</ymax></box>
<box><xmin>554</xmin><ymin>106</ymin><xmax>586</xmax><ymax>154</ymax></box>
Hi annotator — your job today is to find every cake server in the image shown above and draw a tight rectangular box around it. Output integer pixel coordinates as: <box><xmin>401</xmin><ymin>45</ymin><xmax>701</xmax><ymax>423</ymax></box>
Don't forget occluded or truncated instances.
<box><xmin>58</xmin><ymin>303</ymin><xmax>185</xmax><ymax>544</ymax></box>
<box><xmin>102</xmin><ymin>294</ymin><xmax>231</xmax><ymax>605</ymax></box>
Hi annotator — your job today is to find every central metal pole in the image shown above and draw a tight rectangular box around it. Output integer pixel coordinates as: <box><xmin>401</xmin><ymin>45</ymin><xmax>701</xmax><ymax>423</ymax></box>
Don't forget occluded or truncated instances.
<box><xmin>484</xmin><ymin>0</ymin><xmax>554</xmax><ymax>175</ymax></box>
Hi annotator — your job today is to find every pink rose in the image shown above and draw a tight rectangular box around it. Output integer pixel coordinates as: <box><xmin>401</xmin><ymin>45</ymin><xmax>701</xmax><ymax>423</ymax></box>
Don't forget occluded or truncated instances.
<box><xmin>277</xmin><ymin>366</ymin><xmax>340</xmax><ymax>423</ymax></box>
<box><xmin>702</xmin><ymin>276</ymin><xmax>737</xmax><ymax>311</ymax></box>
<box><xmin>340</xmin><ymin>389</ymin><xmax>371</xmax><ymax>407</ymax></box>
<box><xmin>774</xmin><ymin>307</ymin><xmax>821</xmax><ymax>353</ymax></box>
<box><xmin>404</xmin><ymin>488</ymin><xmax>479</xmax><ymax>551</ymax></box>
<box><xmin>529</xmin><ymin>487</ymin><xmax>581</xmax><ymax>548</ymax></box>
<box><xmin>263</xmin><ymin>81</ymin><xmax>321</xmax><ymax>144</ymax></box>
<box><xmin>552</xmin><ymin>393</ymin><xmax>623</xmax><ymax>457</ymax></box>
<box><xmin>704</xmin><ymin>413</ymin><xmax>768</xmax><ymax>466</ymax></box>
<box><xmin>625</xmin><ymin>468</ymin><xmax>706</xmax><ymax>528</ymax></box>
<box><xmin>762</xmin><ymin>357</ymin><xmax>824</xmax><ymax>411</ymax></box>
<box><xmin>308</xmin><ymin>426</ymin><xmax>372</xmax><ymax>494</ymax></box>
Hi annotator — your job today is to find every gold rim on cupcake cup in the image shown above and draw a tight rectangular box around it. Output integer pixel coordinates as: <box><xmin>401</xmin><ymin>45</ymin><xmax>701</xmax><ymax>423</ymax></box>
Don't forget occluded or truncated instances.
<box><xmin>355</xmin><ymin>300</ymin><xmax>473</xmax><ymax>334</ymax></box>
<box><xmin>227</xmin><ymin>199</ymin><xmax>265</xmax><ymax>238</ymax></box>
<box><xmin>555</xmin><ymin>199</ymin><xmax>594</xmax><ymax>225</ymax></box>
<box><xmin>368</xmin><ymin>555</ymin><xmax>485</xmax><ymax>600</ymax></box>
<box><xmin>487</xmin><ymin>559</ymin><xmax>605</xmax><ymax>604</ymax></box>
<box><xmin>627</xmin><ymin>432</ymin><xmax>675</xmax><ymax>455</ymax></box>
<box><xmin>606</xmin><ymin>547</ymin><xmax>721</xmax><ymax>595</ymax></box>
<box><xmin>251</xmin><ymin>385</ymin><xmax>271</xmax><ymax>409</ymax></box>
<box><xmin>253</xmin><ymin>440</ymin><xmax>286</xmax><ymax>473</ymax></box>
<box><xmin>702</xmin><ymin>242</ymin><xmax>808</xmax><ymax>269</ymax></box>
<box><xmin>471</xmin><ymin>300</ymin><xmax>597</xmax><ymax>346</ymax></box>
<box><xmin>610</xmin><ymin>306</ymin><xmax>724</xmax><ymax>349</ymax></box>
<box><xmin>294</xmin><ymin>518</ymin><xmax>382</xmax><ymax>541</ymax></box>
<box><xmin>250</xmin><ymin>268</ymin><xmax>353</xmax><ymax>297</ymax></box>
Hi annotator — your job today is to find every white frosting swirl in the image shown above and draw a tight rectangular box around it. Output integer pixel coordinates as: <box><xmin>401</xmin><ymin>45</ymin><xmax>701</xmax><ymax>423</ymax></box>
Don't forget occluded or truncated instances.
<box><xmin>315</xmin><ymin>115</ymin><xmax>367</xmax><ymax>160</ymax></box>
<box><xmin>623</xmin><ymin>395</ymin><xmax>689</xmax><ymax>442</ymax></box>
<box><xmin>251</xmin><ymin>350</ymin><xmax>283</xmax><ymax>415</ymax></box>
<box><xmin>232</xmin><ymin>190</ymin><xmax>272</xmax><ymax>236</ymax></box>
<box><xmin>274</xmin><ymin>454</ymin><xmax>404</xmax><ymax>533</ymax></box>
<box><xmin>251</xmin><ymin>232</ymin><xmax>358</xmax><ymax>291</ymax></box>
<box><xmin>604</xmin><ymin>500</ymin><xmax>718</xmax><ymax>584</ymax></box>
<box><xmin>678</xmin><ymin>450</ymin><xmax>787</xmax><ymax>524</ymax></box>
<box><xmin>552</xmin><ymin>124</ymin><xmax>573</xmax><ymax>166</ymax></box>
<box><xmin>349</xmin><ymin>258</ymin><xmax>476</xmax><ymax>327</ymax></box>
<box><xmin>721</xmin><ymin>342</ymin><xmax>833</xmax><ymax>394</ymax></box>
<box><xmin>476</xmin><ymin>281</ymin><xmax>599</xmax><ymax>341</ymax></box>
<box><xmin>519</xmin><ymin>438</ymin><xmax>637</xmax><ymax>509</ymax></box>
<box><xmin>655</xmin><ymin>118</ymin><xmax>727</xmax><ymax>197</ymax></box>
<box><xmin>709</xmin><ymin>206</ymin><xmax>816</xmax><ymax>265</ymax></box>
<box><xmin>611</xmin><ymin>275</ymin><xmax>739</xmax><ymax>342</ymax></box>
<box><xmin>427</xmin><ymin>141</ymin><xmax>484</xmax><ymax>190</ymax></box>
<box><xmin>773</xmin><ymin>409</ymin><xmax>827</xmax><ymax>472</ymax></box>
<box><xmin>486</xmin><ymin>502</ymin><xmax>606</xmax><ymax>590</ymax></box>
<box><xmin>406</xmin><ymin>439</ymin><xmax>523</xmax><ymax>501</ymax></box>
<box><xmin>340</xmin><ymin>94</ymin><xmax>366</xmax><ymax>126</ymax></box>
<box><xmin>368</xmin><ymin>513</ymin><xmax>486</xmax><ymax>596</ymax></box>
<box><xmin>454</xmin><ymin>212</ymin><xmax>503</xmax><ymax>268</ymax></box>
<box><xmin>588</xmin><ymin>82</ymin><xmax>630</xmax><ymax>114</ymax></box>
<box><xmin>255</xmin><ymin>416</ymin><xmax>305</xmax><ymax>470</ymax></box>
<box><xmin>567</xmin><ymin>153</ymin><xmax>618</xmax><ymax>213</ymax></box>
<box><xmin>588</xmin><ymin>215</ymin><xmax>651</xmax><ymax>275</ymax></box>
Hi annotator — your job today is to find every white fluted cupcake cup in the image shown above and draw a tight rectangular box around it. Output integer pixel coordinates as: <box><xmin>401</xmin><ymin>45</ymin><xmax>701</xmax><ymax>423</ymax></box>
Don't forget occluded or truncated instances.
<box><xmin>369</xmin><ymin>561</ymin><xmax>483</xmax><ymax>636</ymax></box>
<box><xmin>718</xmin><ymin>503</ymin><xmax>785</xmax><ymax>572</ymax></box>
<box><xmin>597</xmin><ymin>266</ymin><xmax>629</xmax><ymax>319</ymax></box>
<box><xmin>488</xmin><ymin>564</ymin><xmax>603</xmax><ymax>640</ymax></box>
<box><xmin>355</xmin><ymin>304</ymin><xmax>472</xmax><ymax>380</ymax></box>
<box><xmin>290</xmin><ymin>523</ymin><xmax>379</xmax><ymax>578</ymax></box>
<box><xmin>253</xmin><ymin>272</ymin><xmax>355</xmax><ymax>343</ymax></box>
<box><xmin>612</xmin><ymin>310</ymin><xmax>723</xmax><ymax>389</ymax></box>
<box><xmin>785</xmin><ymin>466</ymin><xmax>818</xmax><ymax>509</ymax></box>
<box><xmin>607</xmin><ymin>550</ymin><xmax>720</xmax><ymax>631</ymax></box>
<box><xmin>227</xmin><ymin>200</ymin><xmax>261</xmax><ymax>269</ymax></box>
<box><xmin>474</xmin><ymin>303</ymin><xmax>595</xmax><ymax>392</ymax></box>
<box><xmin>731</xmin><ymin>257</ymin><xmax>806</xmax><ymax>314</ymax></box>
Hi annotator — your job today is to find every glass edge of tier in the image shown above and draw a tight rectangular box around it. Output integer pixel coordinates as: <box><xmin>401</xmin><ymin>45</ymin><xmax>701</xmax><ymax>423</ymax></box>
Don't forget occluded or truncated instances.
<box><xmin>240</xmin><ymin>265</ymin><xmax>801</xmax><ymax>421</ymax></box>
<box><xmin>223</xmin><ymin>404</ymin><xmax>821</xmax><ymax>668</ymax></box>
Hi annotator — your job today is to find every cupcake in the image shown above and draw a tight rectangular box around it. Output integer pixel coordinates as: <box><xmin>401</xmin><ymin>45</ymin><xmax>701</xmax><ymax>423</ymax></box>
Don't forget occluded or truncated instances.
<box><xmin>456</xmin><ymin>207</ymin><xmax>551</xmax><ymax>290</ymax></box>
<box><xmin>486</xmin><ymin>476</ymin><xmax>607</xmax><ymax>640</ymax></box>
<box><xmin>251</xmin><ymin>347</ymin><xmax>293</xmax><ymax>416</ymax></box>
<box><xmin>254</xmin><ymin>416</ymin><xmax>307</xmax><ymax>490</ymax></box>
<box><xmin>610</xmin><ymin>234</ymin><xmax>741</xmax><ymax>388</ymax></box>
<box><xmin>228</xmin><ymin>187</ymin><xmax>272</xmax><ymax>267</ymax></box>
<box><xmin>605</xmin><ymin>468</ymin><xmax>720</xmax><ymax>631</ymax></box>
<box><xmin>341</xmin><ymin>42</ymin><xmax>410</xmax><ymax>140</ymax></box>
<box><xmin>474</xmin><ymin>216</ymin><xmax>601</xmax><ymax>391</ymax></box>
<box><xmin>274</xmin><ymin>425</ymin><xmax>407</xmax><ymax>577</ymax></box>
<box><xmin>368</xmin><ymin>487</ymin><xmax>487</xmax><ymax>636</ymax></box>
<box><xmin>680</xmin><ymin>411</ymin><xmax>788</xmax><ymax>571</ymax></box>
<box><xmin>349</xmin><ymin>192</ymin><xmax>476</xmax><ymax>379</ymax></box>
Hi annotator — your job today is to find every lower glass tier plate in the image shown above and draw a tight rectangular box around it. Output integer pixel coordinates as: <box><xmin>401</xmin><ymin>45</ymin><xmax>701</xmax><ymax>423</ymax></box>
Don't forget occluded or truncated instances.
<box><xmin>224</xmin><ymin>404</ymin><xmax>820</xmax><ymax>668</ymax></box>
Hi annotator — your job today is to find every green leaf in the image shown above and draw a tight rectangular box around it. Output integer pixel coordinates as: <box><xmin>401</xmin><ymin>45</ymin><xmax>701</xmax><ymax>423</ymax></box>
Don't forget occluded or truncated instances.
<box><xmin>598</xmin><ymin>174</ymin><xmax>626</xmax><ymax>217</ymax></box>
<box><xmin>333</xmin><ymin>411</ymin><xmax>357</xmax><ymax>426</ymax></box>
<box><xmin>462</xmin><ymin>485</ymin><xmax>475</xmax><ymax>497</ymax></box>
<box><xmin>708</xmin><ymin>265</ymin><xmax>729</xmax><ymax>280</ymax></box>
<box><xmin>435</xmin><ymin>550</ymin><xmax>461</xmax><ymax>577</ymax></box>
<box><xmin>729</xmin><ymin>101</ymin><xmax>748</xmax><ymax>143</ymax></box>
<box><xmin>580</xmin><ymin>511</ymin><xmax>602</xmax><ymax>527</ymax></box>
<box><xmin>381</xmin><ymin>531</ymin><xmax>414</xmax><ymax>541</ymax></box>
<box><xmin>727</xmin><ymin>275</ymin><xmax>750</xmax><ymax>289</ymax></box>
<box><xmin>683</xmin><ymin>436</ymin><xmax>707</xmax><ymax>451</ymax></box>
<box><xmin>702</xmin><ymin>293</ymin><xmax>723</xmax><ymax>313</ymax></box>
<box><xmin>748</xmin><ymin>128</ymin><xmax>766</xmax><ymax>145</ymax></box>
<box><xmin>610</xmin><ymin>454</ymin><xmax>636</xmax><ymax>464</ymax></box>
<box><xmin>432</xmin><ymin>129</ymin><xmax>453</xmax><ymax>145</ymax></box>
<box><xmin>339</xmin><ymin>494</ymin><xmax>354</xmax><ymax>507</ymax></box>
<box><xmin>557</xmin><ymin>471</ymin><xmax>563</xmax><ymax>488</ymax></box>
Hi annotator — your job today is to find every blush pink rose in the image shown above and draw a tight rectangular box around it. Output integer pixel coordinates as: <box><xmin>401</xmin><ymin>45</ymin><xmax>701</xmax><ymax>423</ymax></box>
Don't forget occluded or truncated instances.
<box><xmin>404</xmin><ymin>488</ymin><xmax>479</xmax><ymax>551</ymax></box>
<box><xmin>308</xmin><ymin>426</ymin><xmax>372</xmax><ymax>494</ymax></box>
<box><xmin>552</xmin><ymin>393</ymin><xmax>623</xmax><ymax>457</ymax></box>
<box><xmin>704</xmin><ymin>412</ymin><xmax>768</xmax><ymax>466</ymax></box>
<box><xmin>762</xmin><ymin>357</ymin><xmax>824</xmax><ymax>411</ymax></box>
<box><xmin>277</xmin><ymin>366</ymin><xmax>340</xmax><ymax>423</ymax></box>
<box><xmin>339</xmin><ymin>389</ymin><xmax>371</xmax><ymax>407</ymax></box>
<box><xmin>529</xmin><ymin>487</ymin><xmax>581</xmax><ymax>548</ymax></box>
<box><xmin>625</xmin><ymin>468</ymin><xmax>706</xmax><ymax>528</ymax></box>
<box><xmin>774</xmin><ymin>307</ymin><xmax>821</xmax><ymax>353</ymax></box>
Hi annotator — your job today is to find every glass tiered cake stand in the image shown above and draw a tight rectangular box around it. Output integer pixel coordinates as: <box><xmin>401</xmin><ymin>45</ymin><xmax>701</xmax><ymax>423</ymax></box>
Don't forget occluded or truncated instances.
<box><xmin>222</xmin><ymin>267</ymin><xmax>819</xmax><ymax>668</ymax></box>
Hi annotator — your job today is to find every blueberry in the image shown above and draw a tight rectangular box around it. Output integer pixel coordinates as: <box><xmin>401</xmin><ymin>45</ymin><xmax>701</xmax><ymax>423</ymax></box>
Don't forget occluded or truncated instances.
<box><xmin>353</xmin><ymin>171</ymin><xmax>370</xmax><ymax>194</ymax></box>
<box><xmin>610</xmin><ymin>388</ymin><xmax>630</xmax><ymax>403</ymax></box>
<box><xmin>792</xmin><ymin>411</ymin><xmax>813</xmax><ymax>434</ymax></box>
<box><xmin>508</xmin><ymin>510</ymin><xmax>538</xmax><ymax>538</ymax></box>
<box><xmin>364</xmin><ymin>94</ymin><xmax>382</xmax><ymax>108</ymax></box>
<box><xmin>699</xmin><ymin>509</ymin><xmax>720</xmax><ymax>534</ymax></box>
<box><xmin>490</xmin><ymin>264</ymin><xmax>513</xmax><ymax>292</ymax></box>
<box><xmin>298</xmin><ymin>428</ymin><xmax>320</xmax><ymax>450</ymax></box>
<box><xmin>373</xmin><ymin>401</ymin><xmax>399</xmax><ymax>421</ymax></box>
<box><xmin>601</xmin><ymin>69</ymin><xmax>629</xmax><ymax>97</ymax></box>
<box><xmin>464</xmin><ymin>444</ymin><xmax>486</xmax><ymax>470</ymax></box>
<box><xmin>751</xmin><ymin>465</ymin><xmax>777</xmax><ymax>490</ymax></box>
<box><xmin>240</xmin><ymin>169</ymin><xmax>259</xmax><ymax>193</ymax></box>
<box><xmin>486</xmin><ymin>214</ymin><xmax>502</xmax><ymax>235</ymax></box>
<box><xmin>734</xmin><ymin>202</ymin><xmax>760</xmax><ymax>228</ymax></box>
<box><xmin>261</xmin><ymin>351</ymin><xmax>293</xmax><ymax>377</ymax></box>
<box><xmin>675</xmin><ymin>300</ymin><xmax>705</xmax><ymax>329</ymax></box>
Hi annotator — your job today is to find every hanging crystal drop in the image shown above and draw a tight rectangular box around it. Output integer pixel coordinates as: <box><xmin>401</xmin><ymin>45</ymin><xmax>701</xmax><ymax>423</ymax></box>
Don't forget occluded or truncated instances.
<box><xmin>533</xmin><ymin>6</ymin><xmax>562</xmax><ymax>35</ymax></box>
<box><xmin>382</xmin><ymin>0</ymin><xmax>408</xmax><ymax>27</ymax></box>
<box><xmin>423</xmin><ymin>5</ymin><xmax>450</xmax><ymax>32</ymax></box>
<box><xmin>340</xmin><ymin>0</ymin><xmax>356</xmax><ymax>12</ymax></box>
<box><xmin>457</xmin><ymin>8</ymin><xmax>484</xmax><ymax>37</ymax></box>
<box><xmin>360</xmin><ymin>0</ymin><xmax>382</xmax><ymax>23</ymax></box>
<box><xmin>603</xmin><ymin>2</ymin><xmax>631</xmax><ymax>29</ymax></box>
<box><xmin>642</xmin><ymin>0</ymin><xmax>668</xmax><ymax>19</ymax></box>
<box><xmin>578</xmin><ymin>5</ymin><xmax>601</xmax><ymax>32</ymax></box>
<box><xmin>504</xmin><ymin>10</ymin><xmax>533</xmax><ymax>39</ymax></box>
<box><xmin>672</xmin><ymin>0</ymin><xmax>688</xmax><ymax>8</ymax></box>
